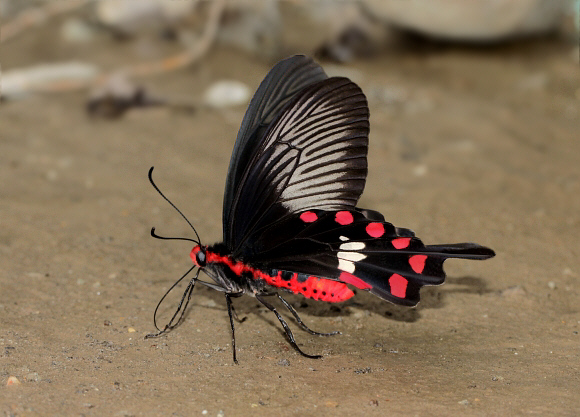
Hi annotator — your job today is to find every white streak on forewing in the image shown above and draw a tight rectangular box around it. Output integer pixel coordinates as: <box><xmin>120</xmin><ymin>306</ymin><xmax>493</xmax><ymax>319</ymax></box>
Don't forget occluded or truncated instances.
<box><xmin>294</xmin><ymin>162</ymin><xmax>349</xmax><ymax>183</ymax></box>
<box><xmin>282</xmin><ymin>191</ymin><xmax>347</xmax><ymax>211</ymax></box>
<box><xmin>282</xmin><ymin>167</ymin><xmax>348</xmax><ymax>198</ymax></box>
<box><xmin>340</xmin><ymin>242</ymin><xmax>365</xmax><ymax>250</ymax></box>
<box><xmin>338</xmin><ymin>258</ymin><xmax>355</xmax><ymax>273</ymax></box>
<box><xmin>338</xmin><ymin>251</ymin><xmax>366</xmax><ymax>262</ymax></box>
<box><xmin>304</xmin><ymin>140</ymin><xmax>350</xmax><ymax>159</ymax></box>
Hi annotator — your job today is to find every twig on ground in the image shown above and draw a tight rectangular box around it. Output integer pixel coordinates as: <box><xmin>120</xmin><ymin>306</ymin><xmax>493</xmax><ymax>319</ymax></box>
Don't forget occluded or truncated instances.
<box><xmin>1</xmin><ymin>0</ymin><xmax>225</xmax><ymax>99</ymax></box>
<box><xmin>121</xmin><ymin>0</ymin><xmax>225</xmax><ymax>77</ymax></box>
<box><xmin>1</xmin><ymin>0</ymin><xmax>94</xmax><ymax>43</ymax></box>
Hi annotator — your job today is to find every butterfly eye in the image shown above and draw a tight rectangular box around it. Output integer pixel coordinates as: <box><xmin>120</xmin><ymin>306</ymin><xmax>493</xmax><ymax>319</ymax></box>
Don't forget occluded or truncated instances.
<box><xmin>196</xmin><ymin>250</ymin><xmax>206</xmax><ymax>267</ymax></box>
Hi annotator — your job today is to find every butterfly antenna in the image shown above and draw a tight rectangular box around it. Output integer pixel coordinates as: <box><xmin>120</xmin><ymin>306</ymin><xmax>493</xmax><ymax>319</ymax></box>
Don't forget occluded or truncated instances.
<box><xmin>148</xmin><ymin>166</ymin><xmax>201</xmax><ymax>245</ymax></box>
<box><xmin>150</xmin><ymin>227</ymin><xmax>198</xmax><ymax>244</ymax></box>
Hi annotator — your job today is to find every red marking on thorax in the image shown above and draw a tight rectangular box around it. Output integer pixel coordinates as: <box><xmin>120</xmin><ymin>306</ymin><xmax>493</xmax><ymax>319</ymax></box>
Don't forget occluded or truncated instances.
<box><xmin>335</xmin><ymin>211</ymin><xmax>354</xmax><ymax>225</ymax></box>
<box><xmin>389</xmin><ymin>274</ymin><xmax>408</xmax><ymax>298</ymax></box>
<box><xmin>366</xmin><ymin>222</ymin><xmax>385</xmax><ymax>238</ymax></box>
<box><xmin>190</xmin><ymin>245</ymin><xmax>201</xmax><ymax>265</ymax></box>
<box><xmin>339</xmin><ymin>271</ymin><xmax>372</xmax><ymax>290</ymax></box>
<box><xmin>409</xmin><ymin>255</ymin><xmax>427</xmax><ymax>274</ymax></box>
<box><xmin>191</xmin><ymin>246</ymin><xmax>354</xmax><ymax>302</ymax></box>
<box><xmin>392</xmin><ymin>237</ymin><xmax>411</xmax><ymax>249</ymax></box>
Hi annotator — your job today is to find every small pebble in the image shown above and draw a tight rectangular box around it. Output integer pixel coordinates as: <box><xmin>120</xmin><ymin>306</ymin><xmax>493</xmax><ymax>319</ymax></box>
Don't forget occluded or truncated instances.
<box><xmin>413</xmin><ymin>165</ymin><xmax>428</xmax><ymax>177</ymax></box>
<box><xmin>548</xmin><ymin>281</ymin><xmax>557</xmax><ymax>290</ymax></box>
<box><xmin>458</xmin><ymin>399</ymin><xmax>469</xmax><ymax>406</ymax></box>
<box><xmin>203</xmin><ymin>81</ymin><xmax>251</xmax><ymax>109</ymax></box>
<box><xmin>351</xmin><ymin>308</ymin><xmax>368</xmax><ymax>319</ymax></box>
<box><xmin>517</xmin><ymin>73</ymin><xmax>548</xmax><ymax>92</ymax></box>
<box><xmin>501</xmin><ymin>285</ymin><xmax>527</xmax><ymax>298</ymax></box>
<box><xmin>128</xmin><ymin>327</ymin><xmax>136</xmax><ymax>333</ymax></box>
<box><xmin>46</xmin><ymin>170</ymin><xmax>58</xmax><ymax>181</ymax></box>
<box><xmin>203</xmin><ymin>299</ymin><xmax>217</xmax><ymax>308</ymax></box>
<box><xmin>25</xmin><ymin>372</ymin><xmax>39</xmax><ymax>382</ymax></box>
<box><xmin>277</xmin><ymin>359</ymin><xmax>290</xmax><ymax>366</ymax></box>
<box><xmin>61</xmin><ymin>18</ymin><xmax>96</xmax><ymax>43</ymax></box>
<box><xmin>6</xmin><ymin>376</ymin><xmax>21</xmax><ymax>386</ymax></box>
<box><xmin>369</xmin><ymin>85</ymin><xmax>407</xmax><ymax>105</ymax></box>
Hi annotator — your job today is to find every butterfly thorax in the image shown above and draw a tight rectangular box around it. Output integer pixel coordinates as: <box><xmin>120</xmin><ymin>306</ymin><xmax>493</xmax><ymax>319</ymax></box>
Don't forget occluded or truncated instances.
<box><xmin>190</xmin><ymin>244</ymin><xmax>259</xmax><ymax>294</ymax></box>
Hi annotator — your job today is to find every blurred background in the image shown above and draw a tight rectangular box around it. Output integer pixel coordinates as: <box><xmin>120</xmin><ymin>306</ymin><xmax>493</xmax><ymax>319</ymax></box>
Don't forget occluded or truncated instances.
<box><xmin>1</xmin><ymin>1</ymin><xmax>579</xmax><ymax>415</ymax></box>
<box><xmin>2</xmin><ymin>0</ymin><xmax>578</xmax><ymax>105</ymax></box>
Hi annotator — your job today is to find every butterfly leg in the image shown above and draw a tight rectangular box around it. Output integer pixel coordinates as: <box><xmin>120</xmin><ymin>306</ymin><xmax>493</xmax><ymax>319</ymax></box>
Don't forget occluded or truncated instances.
<box><xmin>225</xmin><ymin>293</ymin><xmax>244</xmax><ymax>364</ymax></box>
<box><xmin>145</xmin><ymin>277</ymin><xmax>196</xmax><ymax>339</ymax></box>
<box><xmin>273</xmin><ymin>293</ymin><xmax>340</xmax><ymax>337</ymax></box>
<box><xmin>230</xmin><ymin>302</ymin><xmax>247</xmax><ymax>323</ymax></box>
<box><xmin>256</xmin><ymin>294</ymin><xmax>322</xmax><ymax>359</ymax></box>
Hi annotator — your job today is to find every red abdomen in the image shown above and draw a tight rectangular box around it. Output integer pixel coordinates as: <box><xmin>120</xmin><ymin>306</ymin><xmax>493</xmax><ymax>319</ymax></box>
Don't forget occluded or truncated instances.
<box><xmin>260</xmin><ymin>270</ymin><xmax>354</xmax><ymax>302</ymax></box>
<box><xmin>191</xmin><ymin>245</ymin><xmax>354</xmax><ymax>302</ymax></box>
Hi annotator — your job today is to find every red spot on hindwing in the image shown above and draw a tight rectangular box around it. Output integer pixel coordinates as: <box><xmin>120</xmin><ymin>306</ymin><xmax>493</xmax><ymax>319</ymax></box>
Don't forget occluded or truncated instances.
<box><xmin>335</xmin><ymin>211</ymin><xmax>354</xmax><ymax>225</ymax></box>
<box><xmin>300</xmin><ymin>211</ymin><xmax>318</xmax><ymax>223</ymax></box>
<box><xmin>339</xmin><ymin>271</ymin><xmax>372</xmax><ymax>290</ymax></box>
<box><xmin>366</xmin><ymin>222</ymin><xmax>385</xmax><ymax>238</ymax></box>
<box><xmin>392</xmin><ymin>237</ymin><xmax>411</xmax><ymax>249</ymax></box>
<box><xmin>409</xmin><ymin>255</ymin><xmax>427</xmax><ymax>274</ymax></box>
<box><xmin>389</xmin><ymin>274</ymin><xmax>408</xmax><ymax>298</ymax></box>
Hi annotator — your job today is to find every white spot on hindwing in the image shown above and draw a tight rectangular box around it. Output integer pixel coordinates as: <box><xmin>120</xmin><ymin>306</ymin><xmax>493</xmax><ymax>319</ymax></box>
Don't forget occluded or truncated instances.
<box><xmin>337</xmin><ymin>251</ymin><xmax>366</xmax><ymax>262</ymax></box>
<box><xmin>338</xmin><ymin>259</ymin><xmax>355</xmax><ymax>273</ymax></box>
<box><xmin>339</xmin><ymin>241</ymin><xmax>365</xmax><ymax>250</ymax></box>
<box><xmin>337</xmin><ymin>240</ymin><xmax>366</xmax><ymax>273</ymax></box>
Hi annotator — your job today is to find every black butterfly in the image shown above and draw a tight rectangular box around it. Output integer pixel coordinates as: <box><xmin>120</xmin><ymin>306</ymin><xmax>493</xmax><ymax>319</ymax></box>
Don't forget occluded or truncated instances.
<box><xmin>147</xmin><ymin>55</ymin><xmax>495</xmax><ymax>363</ymax></box>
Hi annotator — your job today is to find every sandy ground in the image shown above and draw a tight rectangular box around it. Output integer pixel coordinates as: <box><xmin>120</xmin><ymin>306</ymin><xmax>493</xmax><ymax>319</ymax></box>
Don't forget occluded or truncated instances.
<box><xmin>1</xmin><ymin>15</ymin><xmax>579</xmax><ymax>417</ymax></box>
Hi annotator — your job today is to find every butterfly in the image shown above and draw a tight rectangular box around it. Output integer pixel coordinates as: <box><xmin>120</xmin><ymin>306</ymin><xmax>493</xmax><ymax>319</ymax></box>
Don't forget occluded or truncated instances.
<box><xmin>147</xmin><ymin>55</ymin><xmax>495</xmax><ymax>363</ymax></box>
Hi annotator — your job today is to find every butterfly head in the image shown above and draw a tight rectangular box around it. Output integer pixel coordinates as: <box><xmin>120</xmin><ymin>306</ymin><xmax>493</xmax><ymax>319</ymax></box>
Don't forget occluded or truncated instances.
<box><xmin>190</xmin><ymin>245</ymin><xmax>207</xmax><ymax>268</ymax></box>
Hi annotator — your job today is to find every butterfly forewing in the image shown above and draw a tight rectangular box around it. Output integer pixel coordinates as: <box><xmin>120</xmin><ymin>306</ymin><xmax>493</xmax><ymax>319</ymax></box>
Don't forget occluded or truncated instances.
<box><xmin>226</xmin><ymin>77</ymin><xmax>370</xmax><ymax>256</ymax></box>
<box><xmin>223</xmin><ymin>55</ymin><xmax>328</xmax><ymax>239</ymax></box>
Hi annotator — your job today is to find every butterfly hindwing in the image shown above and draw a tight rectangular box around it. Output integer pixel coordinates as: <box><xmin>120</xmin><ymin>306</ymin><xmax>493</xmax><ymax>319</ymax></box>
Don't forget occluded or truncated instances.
<box><xmin>248</xmin><ymin>210</ymin><xmax>494</xmax><ymax>306</ymax></box>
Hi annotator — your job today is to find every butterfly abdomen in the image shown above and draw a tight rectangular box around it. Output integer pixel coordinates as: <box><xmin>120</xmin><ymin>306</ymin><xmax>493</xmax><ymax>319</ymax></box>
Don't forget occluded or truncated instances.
<box><xmin>192</xmin><ymin>244</ymin><xmax>354</xmax><ymax>302</ymax></box>
<box><xmin>264</xmin><ymin>270</ymin><xmax>354</xmax><ymax>302</ymax></box>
